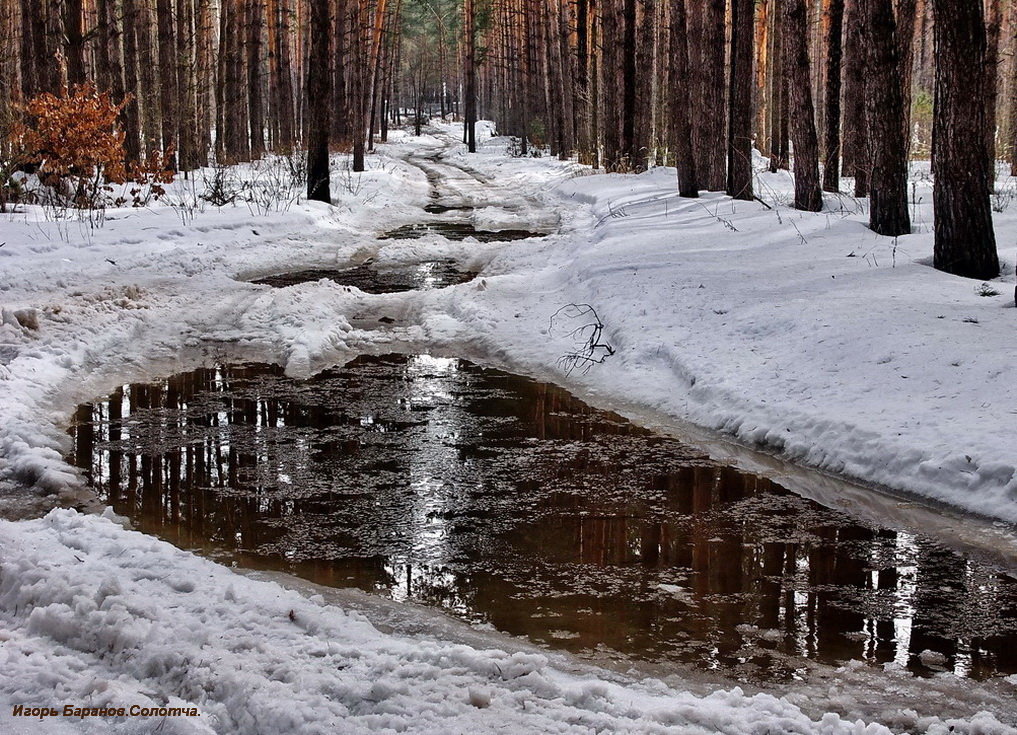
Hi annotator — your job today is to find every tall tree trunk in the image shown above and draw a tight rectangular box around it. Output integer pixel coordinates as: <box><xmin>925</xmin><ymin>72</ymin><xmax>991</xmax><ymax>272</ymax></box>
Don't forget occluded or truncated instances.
<box><xmin>821</xmin><ymin>0</ymin><xmax>843</xmax><ymax>192</ymax></box>
<box><xmin>754</xmin><ymin>0</ymin><xmax>770</xmax><ymax>157</ymax></box>
<box><xmin>30</xmin><ymin>0</ymin><xmax>57</xmax><ymax>93</ymax></box>
<box><xmin>352</xmin><ymin>0</ymin><xmax>367</xmax><ymax>171</ymax></box>
<box><xmin>576</xmin><ymin>0</ymin><xmax>594</xmax><ymax>163</ymax></box>
<box><xmin>224</xmin><ymin>0</ymin><xmax>250</xmax><ymax>160</ymax></box>
<box><xmin>695</xmin><ymin>0</ymin><xmax>727</xmax><ymax>189</ymax></box>
<box><xmin>138</xmin><ymin>0</ymin><xmax>162</xmax><ymax>155</ymax></box>
<box><xmin>602</xmin><ymin>0</ymin><xmax>622</xmax><ymax>169</ymax></box>
<box><xmin>273</xmin><ymin>0</ymin><xmax>296</xmax><ymax>150</ymax></box>
<box><xmin>1008</xmin><ymin>0</ymin><xmax>1017</xmax><ymax>175</ymax></box>
<box><xmin>122</xmin><ymin>0</ymin><xmax>143</xmax><ymax>164</ymax></box>
<box><xmin>333</xmin><ymin>0</ymin><xmax>351</xmax><ymax>145</ymax></box>
<box><xmin>620</xmin><ymin>0</ymin><xmax>637</xmax><ymax>167</ymax></box>
<box><xmin>782</xmin><ymin>0</ymin><xmax>823</xmax><ymax>210</ymax></box>
<box><xmin>195</xmin><ymin>0</ymin><xmax>212</xmax><ymax>165</ymax></box>
<box><xmin>156</xmin><ymin>0</ymin><xmax>178</xmax><ymax>167</ymax></box>
<box><xmin>671</xmin><ymin>0</ymin><xmax>698</xmax><ymax>196</ymax></box>
<box><xmin>863</xmin><ymin>0</ymin><xmax>910</xmax><ymax>235</ymax></box>
<box><xmin>895</xmin><ymin>0</ymin><xmax>917</xmax><ymax>159</ymax></box>
<box><xmin>176</xmin><ymin>0</ymin><xmax>197</xmax><ymax>169</ymax></box>
<box><xmin>465</xmin><ymin>0</ymin><xmax>477</xmax><ymax>152</ymax></box>
<box><xmin>19</xmin><ymin>0</ymin><xmax>35</xmax><ymax>99</ymax></box>
<box><xmin>64</xmin><ymin>0</ymin><xmax>85</xmax><ymax>86</ymax></box>
<box><xmin>727</xmin><ymin>0</ymin><xmax>754</xmax><ymax>199</ymax></box>
<box><xmin>96</xmin><ymin>0</ymin><xmax>125</xmax><ymax>101</ymax></box>
<box><xmin>768</xmin><ymin>0</ymin><xmax>784</xmax><ymax>173</ymax></box>
<box><xmin>842</xmin><ymin>0</ymin><xmax>867</xmax><ymax>195</ymax></box>
<box><xmin>983</xmin><ymin>0</ymin><xmax>1002</xmax><ymax>177</ymax></box>
<box><xmin>932</xmin><ymin>0</ymin><xmax>998</xmax><ymax>279</ymax></box>
<box><xmin>307</xmin><ymin>0</ymin><xmax>331</xmax><ymax>202</ymax></box>
<box><xmin>247</xmin><ymin>0</ymin><xmax>265</xmax><ymax>157</ymax></box>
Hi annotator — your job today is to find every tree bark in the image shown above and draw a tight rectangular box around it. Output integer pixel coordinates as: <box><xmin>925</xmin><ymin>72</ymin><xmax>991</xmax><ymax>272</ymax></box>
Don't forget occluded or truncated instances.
<box><xmin>983</xmin><ymin>0</ymin><xmax>1002</xmax><ymax>176</ymax></box>
<box><xmin>694</xmin><ymin>0</ymin><xmax>727</xmax><ymax>189</ymax></box>
<box><xmin>138</xmin><ymin>0</ymin><xmax>162</xmax><ymax>155</ymax></box>
<box><xmin>727</xmin><ymin>0</ymin><xmax>754</xmax><ymax>199</ymax></box>
<box><xmin>862</xmin><ymin>0</ymin><xmax>910</xmax><ymax>235</ymax></box>
<box><xmin>932</xmin><ymin>0</ymin><xmax>998</xmax><ymax>279</ymax></box>
<box><xmin>768</xmin><ymin>0</ymin><xmax>785</xmax><ymax>173</ymax></box>
<box><xmin>64</xmin><ymin>0</ymin><xmax>85</xmax><ymax>86</ymax></box>
<box><xmin>821</xmin><ymin>0</ymin><xmax>843</xmax><ymax>192</ymax></box>
<box><xmin>670</xmin><ymin>0</ymin><xmax>698</xmax><ymax>196</ymax></box>
<box><xmin>620</xmin><ymin>0</ymin><xmax>637</xmax><ymax>168</ymax></box>
<box><xmin>1008</xmin><ymin>0</ymin><xmax>1017</xmax><ymax>175</ymax></box>
<box><xmin>895</xmin><ymin>0</ymin><xmax>917</xmax><ymax>159</ymax></box>
<box><xmin>465</xmin><ymin>0</ymin><xmax>477</xmax><ymax>152</ymax></box>
<box><xmin>782</xmin><ymin>0</ymin><xmax>823</xmax><ymax>210</ymax></box>
<box><xmin>195</xmin><ymin>0</ymin><xmax>213</xmax><ymax>165</ymax></box>
<box><xmin>248</xmin><ymin>0</ymin><xmax>266</xmax><ymax>158</ymax></box>
<box><xmin>156</xmin><ymin>0</ymin><xmax>178</xmax><ymax>166</ymax></box>
<box><xmin>121</xmin><ymin>0</ymin><xmax>143</xmax><ymax>164</ymax></box>
<box><xmin>842</xmin><ymin>0</ymin><xmax>867</xmax><ymax>195</ymax></box>
<box><xmin>307</xmin><ymin>0</ymin><xmax>331</xmax><ymax>203</ymax></box>
<box><xmin>19</xmin><ymin>0</ymin><xmax>35</xmax><ymax>99</ymax></box>
<box><xmin>333</xmin><ymin>0</ymin><xmax>351</xmax><ymax>145</ymax></box>
<box><xmin>602</xmin><ymin>0</ymin><xmax>622</xmax><ymax>169</ymax></box>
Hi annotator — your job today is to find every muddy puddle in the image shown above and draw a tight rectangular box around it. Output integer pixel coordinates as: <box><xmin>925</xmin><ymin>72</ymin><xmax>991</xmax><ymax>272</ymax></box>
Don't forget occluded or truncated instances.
<box><xmin>252</xmin><ymin>260</ymin><xmax>476</xmax><ymax>292</ymax></box>
<box><xmin>69</xmin><ymin>354</ymin><xmax>1017</xmax><ymax>684</ymax></box>
<box><xmin>379</xmin><ymin>222</ymin><xmax>542</xmax><ymax>242</ymax></box>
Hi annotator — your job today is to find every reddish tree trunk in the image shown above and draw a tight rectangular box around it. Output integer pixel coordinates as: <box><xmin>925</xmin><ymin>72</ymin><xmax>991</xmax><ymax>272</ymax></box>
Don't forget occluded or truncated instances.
<box><xmin>782</xmin><ymin>0</ymin><xmax>823</xmax><ymax>211</ymax></box>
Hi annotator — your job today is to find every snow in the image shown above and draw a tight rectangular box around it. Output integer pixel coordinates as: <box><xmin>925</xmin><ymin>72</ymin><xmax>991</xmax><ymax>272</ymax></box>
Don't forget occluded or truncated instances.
<box><xmin>1</xmin><ymin>509</ymin><xmax>1014</xmax><ymax>734</ymax></box>
<box><xmin>1</xmin><ymin>121</ymin><xmax>1017</xmax><ymax>731</ymax></box>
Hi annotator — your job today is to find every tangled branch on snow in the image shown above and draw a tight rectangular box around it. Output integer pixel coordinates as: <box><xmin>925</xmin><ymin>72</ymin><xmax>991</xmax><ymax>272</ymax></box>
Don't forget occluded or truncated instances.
<box><xmin>549</xmin><ymin>303</ymin><xmax>615</xmax><ymax>376</ymax></box>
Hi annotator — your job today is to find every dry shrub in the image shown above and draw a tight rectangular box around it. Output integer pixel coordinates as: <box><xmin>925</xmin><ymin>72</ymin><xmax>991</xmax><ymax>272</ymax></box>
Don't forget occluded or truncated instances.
<box><xmin>6</xmin><ymin>83</ymin><xmax>173</xmax><ymax>212</ymax></box>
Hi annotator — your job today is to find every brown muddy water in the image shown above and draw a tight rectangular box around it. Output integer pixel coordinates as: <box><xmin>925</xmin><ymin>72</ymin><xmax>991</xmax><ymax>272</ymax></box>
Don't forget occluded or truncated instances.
<box><xmin>69</xmin><ymin>354</ymin><xmax>1017</xmax><ymax>684</ymax></box>
<box><xmin>251</xmin><ymin>260</ymin><xmax>476</xmax><ymax>292</ymax></box>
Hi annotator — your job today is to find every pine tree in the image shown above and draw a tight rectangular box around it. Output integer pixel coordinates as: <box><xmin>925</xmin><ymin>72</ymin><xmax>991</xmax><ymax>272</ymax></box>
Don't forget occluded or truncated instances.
<box><xmin>932</xmin><ymin>0</ymin><xmax>998</xmax><ymax>279</ymax></box>
<box><xmin>727</xmin><ymin>0</ymin><xmax>753</xmax><ymax>200</ymax></box>
<box><xmin>782</xmin><ymin>0</ymin><xmax>822</xmax><ymax>211</ymax></box>
<box><xmin>307</xmin><ymin>0</ymin><xmax>331</xmax><ymax>203</ymax></box>
<box><xmin>821</xmin><ymin>0</ymin><xmax>843</xmax><ymax>192</ymax></box>
<box><xmin>670</xmin><ymin>0</ymin><xmax>698</xmax><ymax>197</ymax></box>
<box><xmin>862</xmin><ymin>0</ymin><xmax>909</xmax><ymax>236</ymax></box>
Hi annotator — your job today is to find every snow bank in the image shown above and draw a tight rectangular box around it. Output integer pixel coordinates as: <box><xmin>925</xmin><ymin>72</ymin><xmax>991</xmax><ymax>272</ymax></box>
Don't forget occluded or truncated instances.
<box><xmin>1</xmin><ymin>509</ymin><xmax>1012</xmax><ymax>735</ymax></box>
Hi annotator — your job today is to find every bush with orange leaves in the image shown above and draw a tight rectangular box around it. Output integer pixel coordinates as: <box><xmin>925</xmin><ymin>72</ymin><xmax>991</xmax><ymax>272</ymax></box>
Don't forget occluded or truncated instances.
<box><xmin>5</xmin><ymin>83</ymin><xmax>174</xmax><ymax>214</ymax></box>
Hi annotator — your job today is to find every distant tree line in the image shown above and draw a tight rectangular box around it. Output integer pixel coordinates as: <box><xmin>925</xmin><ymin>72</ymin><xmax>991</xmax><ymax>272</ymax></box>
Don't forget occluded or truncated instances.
<box><xmin>474</xmin><ymin>0</ymin><xmax>1007</xmax><ymax>279</ymax></box>
<box><xmin>0</xmin><ymin>0</ymin><xmax>1009</xmax><ymax>277</ymax></box>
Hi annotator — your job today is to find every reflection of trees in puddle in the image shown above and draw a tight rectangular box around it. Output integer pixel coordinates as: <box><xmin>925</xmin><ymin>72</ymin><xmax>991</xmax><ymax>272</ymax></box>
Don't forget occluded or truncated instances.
<box><xmin>70</xmin><ymin>355</ymin><xmax>1017</xmax><ymax>683</ymax></box>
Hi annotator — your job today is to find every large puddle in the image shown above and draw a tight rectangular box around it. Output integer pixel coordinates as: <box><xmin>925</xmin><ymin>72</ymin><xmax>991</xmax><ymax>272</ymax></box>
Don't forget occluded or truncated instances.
<box><xmin>69</xmin><ymin>355</ymin><xmax>1017</xmax><ymax>684</ymax></box>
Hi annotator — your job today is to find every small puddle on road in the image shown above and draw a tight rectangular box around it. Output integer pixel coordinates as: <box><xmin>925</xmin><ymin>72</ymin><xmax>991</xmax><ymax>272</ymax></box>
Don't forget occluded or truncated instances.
<box><xmin>379</xmin><ymin>222</ymin><xmax>543</xmax><ymax>242</ymax></box>
<box><xmin>252</xmin><ymin>260</ymin><xmax>477</xmax><ymax>292</ymax></box>
<box><xmin>69</xmin><ymin>354</ymin><xmax>1017</xmax><ymax>684</ymax></box>
<box><xmin>423</xmin><ymin>203</ymin><xmax>475</xmax><ymax>214</ymax></box>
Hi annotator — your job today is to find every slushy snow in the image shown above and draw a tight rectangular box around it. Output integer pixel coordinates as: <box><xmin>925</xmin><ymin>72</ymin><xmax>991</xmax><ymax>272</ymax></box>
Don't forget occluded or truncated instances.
<box><xmin>1</xmin><ymin>509</ymin><xmax>1013</xmax><ymax>734</ymax></box>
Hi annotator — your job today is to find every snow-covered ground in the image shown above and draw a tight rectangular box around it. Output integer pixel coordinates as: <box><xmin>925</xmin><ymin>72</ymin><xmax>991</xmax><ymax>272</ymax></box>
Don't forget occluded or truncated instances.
<box><xmin>2</xmin><ymin>122</ymin><xmax>1017</xmax><ymax>732</ymax></box>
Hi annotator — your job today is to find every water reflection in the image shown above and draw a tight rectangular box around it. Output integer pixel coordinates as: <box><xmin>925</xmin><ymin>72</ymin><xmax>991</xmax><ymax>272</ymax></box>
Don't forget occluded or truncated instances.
<box><xmin>70</xmin><ymin>355</ymin><xmax>1017</xmax><ymax>682</ymax></box>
